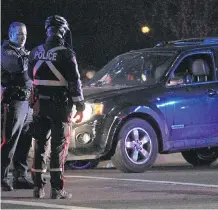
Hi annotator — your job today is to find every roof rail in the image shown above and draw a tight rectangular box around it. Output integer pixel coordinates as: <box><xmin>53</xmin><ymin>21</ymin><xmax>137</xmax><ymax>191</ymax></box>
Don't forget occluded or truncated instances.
<box><xmin>155</xmin><ymin>37</ymin><xmax>218</xmax><ymax>47</ymax></box>
<box><xmin>202</xmin><ymin>37</ymin><xmax>218</xmax><ymax>44</ymax></box>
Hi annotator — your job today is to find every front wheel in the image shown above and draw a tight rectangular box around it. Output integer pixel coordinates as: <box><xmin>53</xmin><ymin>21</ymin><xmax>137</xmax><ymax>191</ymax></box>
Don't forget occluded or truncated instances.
<box><xmin>111</xmin><ymin>118</ymin><xmax>159</xmax><ymax>173</ymax></box>
<box><xmin>181</xmin><ymin>148</ymin><xmax>218</xmax><ymax>166</ymax></box>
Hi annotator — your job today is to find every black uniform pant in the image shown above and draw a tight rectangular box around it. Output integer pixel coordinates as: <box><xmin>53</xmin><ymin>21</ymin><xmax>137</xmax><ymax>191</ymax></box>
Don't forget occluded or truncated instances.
<box><xmin>31</xmin><ymin>98</ymin><xmax>72</xmax><ymax>190</ymax></box>
<box><xmin>1</xmin><ymin>101</ymin><xmax>33</xmax><ymax>180</ymax></box>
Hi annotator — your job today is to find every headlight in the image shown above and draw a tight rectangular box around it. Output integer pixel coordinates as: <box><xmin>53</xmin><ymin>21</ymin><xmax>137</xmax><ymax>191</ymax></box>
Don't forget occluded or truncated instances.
<box><xmin>72</xmin><ymin>103</ymin><xmax>104</xmax><ymax>123</ymax></box>
<box><xmin>83</xmin><ymin>103</ymin><xmax>94</xmax><ymax>122</ymax></box>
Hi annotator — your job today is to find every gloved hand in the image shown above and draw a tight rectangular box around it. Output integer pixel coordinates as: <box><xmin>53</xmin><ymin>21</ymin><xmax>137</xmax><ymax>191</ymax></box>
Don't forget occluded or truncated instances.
<box><xmin>73</xmin><ymin>111</ymin><xmax>83</xmax><ymax>123</ymax></box>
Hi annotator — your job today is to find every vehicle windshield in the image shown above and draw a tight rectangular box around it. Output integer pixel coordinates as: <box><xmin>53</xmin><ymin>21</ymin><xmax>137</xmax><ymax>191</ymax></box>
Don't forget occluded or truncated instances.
<box><xmin>86</xmin><ymin>51</ymin><xmax>176</xmax><ymax>87</ymax></box>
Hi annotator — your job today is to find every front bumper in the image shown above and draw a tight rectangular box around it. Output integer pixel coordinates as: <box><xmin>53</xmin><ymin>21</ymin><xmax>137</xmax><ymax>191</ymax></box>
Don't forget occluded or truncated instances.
<box><xmin>68</xmin><ymin>114</ymin><xmax>119</xmax><ymax>159</ymax></box>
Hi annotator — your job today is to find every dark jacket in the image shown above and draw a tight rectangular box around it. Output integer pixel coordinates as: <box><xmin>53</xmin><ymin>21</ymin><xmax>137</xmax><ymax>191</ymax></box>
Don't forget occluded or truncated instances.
<box><xmin>1</xmin><ymin>40</ymin><xmax>32</xmax><ymax>90</ymax></box>
<box><xmin>28</xmin><ymin>36</ymin><xmax>84</xmax><ymax>112</ymax></box>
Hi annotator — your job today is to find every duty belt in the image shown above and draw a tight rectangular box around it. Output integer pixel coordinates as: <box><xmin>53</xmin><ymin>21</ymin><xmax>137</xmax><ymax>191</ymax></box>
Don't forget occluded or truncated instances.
<box><xmin>38</xmin><ymin>94</ymin><xmax>51</xmax><ymax>100</ymax></box>
<box><xmin>38</xmin><ymin>94</ymin><xmax>62</xmax><ymax>102</ymax></box>
<box><xmin>37</xmin><ymin>93</ymin><xmax>71</xmax><ymax>105</ymax></box>
<box><xmin>2</xmin><ymin>86</ymin><xmax>31</xmax><ymax>103</ymax></box>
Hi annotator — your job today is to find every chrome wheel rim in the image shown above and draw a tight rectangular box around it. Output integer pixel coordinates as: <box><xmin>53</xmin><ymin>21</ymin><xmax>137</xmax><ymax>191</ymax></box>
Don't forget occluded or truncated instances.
<box><xmin>124</xmin><ymin>127</ymin><xmax>152</xmax><ymax>164</ymax></box>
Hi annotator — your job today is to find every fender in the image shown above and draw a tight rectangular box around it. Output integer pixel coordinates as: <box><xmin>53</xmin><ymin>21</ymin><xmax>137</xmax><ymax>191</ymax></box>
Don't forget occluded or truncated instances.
<box><xmin>104</xmin><ymin>103</ymin><xmax>170</xmax><ymax>154</ymax></box>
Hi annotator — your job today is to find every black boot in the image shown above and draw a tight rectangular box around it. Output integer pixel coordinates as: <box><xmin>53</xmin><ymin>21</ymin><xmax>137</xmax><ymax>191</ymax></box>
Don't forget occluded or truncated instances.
<box><xmin>50</xmin><ymin>188</ymin><xmax>72</xmax><ymax>199</ymax></box>
<box><xmin>13</xmin><ymin>176</ymin><xmax>34</xmax><ymax>189</ymax></box>
<box><xmin>1</xmin><ymin>179</ymin><xmax>13</xmax><ymax>191</ymax></box>
<box><xmin>33</xmin><ymin>186</ymin><xmax>45</xmax><ymax>198</ymax></box>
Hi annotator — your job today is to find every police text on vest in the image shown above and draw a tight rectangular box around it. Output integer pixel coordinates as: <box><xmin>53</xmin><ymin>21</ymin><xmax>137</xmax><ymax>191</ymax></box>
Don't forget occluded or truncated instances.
<box><xmin>34</xmin><ymin>51</ymin><xmax>57</xmax><ymax>61</ymax></box>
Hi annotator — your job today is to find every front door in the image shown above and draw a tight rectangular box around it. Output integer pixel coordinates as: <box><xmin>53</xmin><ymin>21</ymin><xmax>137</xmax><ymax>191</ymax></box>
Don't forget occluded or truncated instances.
<box><xmin>165</xmin><ymin>51</ymin><xmax>218</xmax><ymax>145</ymax></box>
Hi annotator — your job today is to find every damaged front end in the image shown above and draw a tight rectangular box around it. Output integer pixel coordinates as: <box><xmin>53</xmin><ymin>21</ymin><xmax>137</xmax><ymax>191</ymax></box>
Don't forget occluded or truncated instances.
<box><xmin>67</xmin><ymin>102</ymin><xmax>121</xmax><ymax>161</ymax></box>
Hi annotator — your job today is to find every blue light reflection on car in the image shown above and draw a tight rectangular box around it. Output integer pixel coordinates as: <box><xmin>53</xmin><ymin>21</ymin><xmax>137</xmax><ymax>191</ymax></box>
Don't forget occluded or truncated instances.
<box><xmin>134</xmin><ymin>106</ymin><xmax>142</xmax><ymax>112</ymax></box>
<box><xmin>132</xmin><ymin>101</ymin><xmax>177</xmax><ymax>112</ymax></box>
<box><xmin>157</xmin><ymin>101</ymin><xmax>177</xmax><ymax>108</ymax></box>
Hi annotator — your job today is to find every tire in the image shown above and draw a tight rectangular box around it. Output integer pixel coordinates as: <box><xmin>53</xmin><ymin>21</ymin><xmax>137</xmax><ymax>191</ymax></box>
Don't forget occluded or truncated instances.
<box><xmin>181</xmin><ymin>148</ymin><xmax>218</xmax><ymax>166</ymax></box>
<box><xmin>111</xmin><ymin>118</ymin><xmax>159</xmax><ymax>173</ymax></box>
<box><xmin>65</xmin><ymin>159</ymin><xmax>99</xmax><ymax>170</ymax></box>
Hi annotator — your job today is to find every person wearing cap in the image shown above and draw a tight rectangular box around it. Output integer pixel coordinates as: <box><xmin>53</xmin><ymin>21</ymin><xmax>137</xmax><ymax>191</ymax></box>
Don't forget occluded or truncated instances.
<box><xmin>28</xmin><ymin>15</ymin><xmax>85</xmax><ymax>199</ymax></box>
<box><xmin>1</xmin><ymin>22</ymin><xmax>34</xmax><ymax>191</ymax></box>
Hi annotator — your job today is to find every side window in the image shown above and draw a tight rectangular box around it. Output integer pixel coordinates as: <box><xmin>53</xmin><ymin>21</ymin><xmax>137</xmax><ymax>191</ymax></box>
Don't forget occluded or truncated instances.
<box><xmin>167</xmin><ymin>54</ymin><xmax>214</xmax><ymax>86</ymax></box>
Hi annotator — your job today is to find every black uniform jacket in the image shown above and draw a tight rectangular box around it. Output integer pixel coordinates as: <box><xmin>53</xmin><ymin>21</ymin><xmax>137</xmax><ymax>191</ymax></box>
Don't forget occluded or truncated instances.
<box><xmin>28</xmin><ymin>36</ymin><xmax>84</xmax><ymax>112</ymax></box>
<box><xmin>1</xmin><ymin>40</ymin><xmax>32</xmax><ymax>90</ymax></box>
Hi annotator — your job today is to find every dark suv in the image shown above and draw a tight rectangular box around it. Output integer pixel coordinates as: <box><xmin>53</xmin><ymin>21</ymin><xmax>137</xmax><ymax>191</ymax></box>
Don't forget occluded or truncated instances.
<box><xmin>68</xmin><ymin>37</ymin><xmax>218</xmax><ymax>173</ymax></box>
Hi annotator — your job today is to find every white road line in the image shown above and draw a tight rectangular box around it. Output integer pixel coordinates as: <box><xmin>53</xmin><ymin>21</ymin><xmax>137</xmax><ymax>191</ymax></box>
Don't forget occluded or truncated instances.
<box><xmin>1</xmin><ymin>200</ymin><xmax>101</xmax><ymax>210</ymax></box>
<box><xmin>62</xmin><ymin>175</ymin><xmax>218</xmax><ymax>188</ymax></box>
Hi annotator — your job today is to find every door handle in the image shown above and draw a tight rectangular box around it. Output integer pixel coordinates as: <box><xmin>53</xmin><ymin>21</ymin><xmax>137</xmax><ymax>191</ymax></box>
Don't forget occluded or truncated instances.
<box><xmin>206</xmin><ymin>89</ymin><xmax>217</xmax><ymax>97</ymax></box>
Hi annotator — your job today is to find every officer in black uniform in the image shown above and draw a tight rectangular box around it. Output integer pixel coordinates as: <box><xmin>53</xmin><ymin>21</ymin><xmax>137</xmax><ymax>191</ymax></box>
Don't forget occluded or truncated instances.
<box><xmin>28</xmin><ymin>15</ymin><xmax>85</xmax><ymax>199</ymax></box>
<box><xmin>1</xmin><ymin>22</ymin><xmax>34</xmax><ymax>191</ymax></box>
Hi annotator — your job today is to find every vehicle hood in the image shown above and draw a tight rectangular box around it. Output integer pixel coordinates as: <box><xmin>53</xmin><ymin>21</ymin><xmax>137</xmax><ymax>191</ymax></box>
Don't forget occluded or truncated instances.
<box><xmin>83</xmin><ymin>84</ymin><xmax>156</xmax><ymax>101</ymax></box>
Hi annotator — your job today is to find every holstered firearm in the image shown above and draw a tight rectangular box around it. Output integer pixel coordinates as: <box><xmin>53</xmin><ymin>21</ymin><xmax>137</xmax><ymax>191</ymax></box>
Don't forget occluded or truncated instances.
<box><xmin>1</xmin><ymin>86</ymin><xmax>31</xmax><ymax>104</ymax></box>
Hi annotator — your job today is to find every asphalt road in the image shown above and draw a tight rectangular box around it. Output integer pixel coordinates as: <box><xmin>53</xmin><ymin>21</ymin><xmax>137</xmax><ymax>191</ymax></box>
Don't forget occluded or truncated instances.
<box><xmin>1</xmin><ymin>164</ymin><xmax>218</xmax><ymax>209</ymax></box>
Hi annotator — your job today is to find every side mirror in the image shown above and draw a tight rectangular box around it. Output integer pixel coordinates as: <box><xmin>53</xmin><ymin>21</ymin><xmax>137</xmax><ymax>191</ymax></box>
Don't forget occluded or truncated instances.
<box><xmin>168</xmin><ymin>77</ymin><xmax>184</xmax><ymax>86</ymax></box>
<box><xmin>168</xmin><ymin>74</ymin><xmax>193</xmax><ymax>86</ymax></box>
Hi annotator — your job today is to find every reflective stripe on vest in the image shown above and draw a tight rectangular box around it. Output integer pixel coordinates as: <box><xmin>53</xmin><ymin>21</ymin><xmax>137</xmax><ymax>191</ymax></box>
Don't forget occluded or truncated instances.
<box><xmin>31</xmin><ymin>168</ymin><xmax>47</xmax><ymax>173</ymax></box>
<box><xmin>33</xmin><ymin>45</ymin><xmax>68</xmax><ymax>86</ymax></box>
<box><xmin>50</xmin><ymin>168</ymin><xmax>63</xmax><ymax>172</ymax></box>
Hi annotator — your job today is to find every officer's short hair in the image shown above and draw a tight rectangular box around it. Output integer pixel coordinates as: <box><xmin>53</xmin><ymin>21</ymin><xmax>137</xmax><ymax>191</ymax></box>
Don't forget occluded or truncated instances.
<box><xmin>8</xmin><ymin>22</ymin><xmax>26</xmax><ymax>34</ymax></box>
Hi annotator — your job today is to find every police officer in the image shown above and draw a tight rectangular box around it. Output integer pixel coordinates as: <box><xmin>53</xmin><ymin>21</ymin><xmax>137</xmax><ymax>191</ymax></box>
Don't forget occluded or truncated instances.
<box><xmin>28</xmin><ymin>15</ymin><xmax>85</xmax><ymax>199</ymax></box>
<box><xmin>1</xmin><ymin>22</ymin><xmax>34</xmax><ymax>191</ymax></box>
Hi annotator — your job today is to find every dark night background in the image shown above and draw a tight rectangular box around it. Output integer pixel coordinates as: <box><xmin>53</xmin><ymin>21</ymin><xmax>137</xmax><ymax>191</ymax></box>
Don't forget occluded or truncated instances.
<box><xmin>2</xmin><ymin>0</ymin><xmax>218</xmax><ymax>71</ymax></box>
